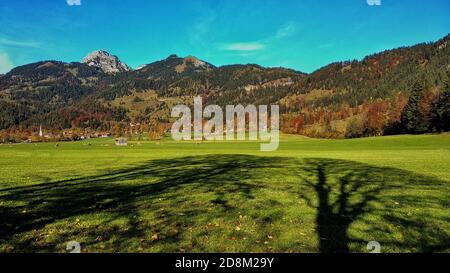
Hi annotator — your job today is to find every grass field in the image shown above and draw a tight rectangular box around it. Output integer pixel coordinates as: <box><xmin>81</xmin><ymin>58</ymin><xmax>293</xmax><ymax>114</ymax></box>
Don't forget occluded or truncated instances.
<box><xmin>0</xmin><ymin>134</ymin><xmax>449</xmax><ymax>253</ymax></box>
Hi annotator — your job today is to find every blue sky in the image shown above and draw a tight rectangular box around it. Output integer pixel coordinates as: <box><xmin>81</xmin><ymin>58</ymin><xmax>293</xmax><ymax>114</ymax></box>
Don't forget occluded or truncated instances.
<box><xmin>0</xmin><ymin>0</ymin><xmax>448</xmax><ymax>74</ymax></box>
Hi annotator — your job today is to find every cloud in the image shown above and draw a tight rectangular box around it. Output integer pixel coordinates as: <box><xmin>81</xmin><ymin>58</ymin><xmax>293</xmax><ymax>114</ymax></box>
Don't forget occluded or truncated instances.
<box><xmin>66</xmin><ymin>0</ymin><xmax>81</xmax><ymax>6</ymax></box>
<box><xmin>0</xmin><ymin>53</ymin><xmax>14</xmax><ymax>74</ymax></box>
<box><xmin>188</xmin><ymin>5</ymin><xmax>217</xmax><ymax>47</ymax></box>
<box><xmin>223</xmin><ymin>42</ymin><xmax>266</xmax><ymax>52</ymax></box>
<box><xmin>274</xmin><ymin>23</ymin><xmax>297</xmax><ymax>40</ymax></box>
<box><xmin>221</xmin><ymin>23</ymin><xmax>298</xmax><ymax>54</ymax></box>
<box><xmin>0</xmin><ymin>38</ymin><xmax>41</xmax><ymax>49</ymax></box>
<box><xmin>190</xmin><ymin>14</ymin><xmax>216</xmax><ymax>43</ymax></box>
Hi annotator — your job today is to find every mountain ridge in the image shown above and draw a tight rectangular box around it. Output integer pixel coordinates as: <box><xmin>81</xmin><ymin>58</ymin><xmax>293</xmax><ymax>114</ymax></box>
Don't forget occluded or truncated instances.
<box><xmin>0</xmin><ymin>34</ymin><xmax>448</xmax><ymax>141</ymax></box>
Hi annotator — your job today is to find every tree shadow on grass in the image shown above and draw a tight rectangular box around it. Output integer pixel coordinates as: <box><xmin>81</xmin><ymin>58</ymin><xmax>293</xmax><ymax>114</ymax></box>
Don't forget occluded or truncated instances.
<box><xmin>0</xmin><ymin>155</ymin><xmax>287</xmax><ymax>252</ymax></box>
<box><xmin>297</xmin><ymin>158</ymin><xmax>449</xmax><ymax>253</ymax></box>
<box><xmin>0</xmin><ymin>155</ymin><xmax>449</xmax><ymax>252</ymax></box>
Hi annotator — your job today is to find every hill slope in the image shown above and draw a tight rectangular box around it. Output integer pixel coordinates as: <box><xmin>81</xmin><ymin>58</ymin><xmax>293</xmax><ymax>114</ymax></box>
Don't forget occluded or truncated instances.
<box><xmin>0</xmin><ymin>34</ymin><xmax>448</xmax><ymax>141</ymax></box>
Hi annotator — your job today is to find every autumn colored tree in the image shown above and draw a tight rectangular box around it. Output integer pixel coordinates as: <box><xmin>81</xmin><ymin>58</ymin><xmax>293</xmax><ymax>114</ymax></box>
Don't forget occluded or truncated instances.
<box><xmin>418</xmin><ymin>90</ymin><xmax>438</xmax><ymax>128</ymax></box>
<box><xmin>385</xmin><ymin>93</ymin><xmax>408</xmax><ymax>134</ymax></box>
<box><xmin>346</xmin><ymin>115</ymin><xmax>366</xmax><ymax>138</ymax></box>
<box><xmin>365</xmin><ymin>100</ymin><xmax>389</xmax><ymax>136</ymax></box>
<box><xmin>291</xmin><ymin>115</ymin><xmax>304</xmax><ymax>133</ymax></box>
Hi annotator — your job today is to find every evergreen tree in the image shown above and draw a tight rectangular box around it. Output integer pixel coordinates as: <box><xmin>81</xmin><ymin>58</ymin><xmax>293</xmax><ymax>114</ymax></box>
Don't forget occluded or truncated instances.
<box><xmin>431</xmin><ymin>74</ymin><xmax>450</xmax><ymax>132</ymax></box>
<box><xmin>401</xmin><ymin>79</ymin><xmax>429</xmax><ymax>133</ymax></box>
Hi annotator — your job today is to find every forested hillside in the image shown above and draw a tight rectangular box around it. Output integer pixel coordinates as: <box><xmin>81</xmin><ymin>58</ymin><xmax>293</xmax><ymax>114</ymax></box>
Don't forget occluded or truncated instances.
<box><xmin>0</xmin><ymin>34</ymin><xmax>448</xmax><ymax>142</ymax></box>
<box><xmin>280</xmin><ymin>34</ymin><xmax>450</xmax><ymax>137</ymax></box>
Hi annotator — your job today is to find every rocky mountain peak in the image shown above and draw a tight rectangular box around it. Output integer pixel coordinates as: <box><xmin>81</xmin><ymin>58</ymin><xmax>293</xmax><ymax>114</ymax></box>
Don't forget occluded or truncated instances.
<box><xmin>82</xmin><ymin>50</ymin><xmax>131</xmax><ymax>74</ymax></box>
<box><xmin>184</xmin><ymin>56</ymin><xmax>208</xmax><ymax>68</ymax></box>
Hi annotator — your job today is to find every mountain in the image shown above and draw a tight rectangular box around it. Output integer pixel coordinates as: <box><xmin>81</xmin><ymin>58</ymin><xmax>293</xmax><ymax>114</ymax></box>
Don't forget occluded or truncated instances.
<box><xmin>137</xmin><ymin>54</ymin><xmax>215</xmax><ymax>81</ymax></box>
<box><xmin>94</xmin><ymin>54</ymin><xmax>218</xmax><ymax>100</ymax></box>
<box><xmin>165</xmin><ymin>63</ymin><xmax>306</xmax><ymax>106</ymax></box>
<box><xmin>0</xmin><ymin>60</ymin><xmax>127</xmax><ymax>132</ymax></box>
<box><xmin>277</xmin><ymin>34</ymin><xmax>449</xmax><ymax>137</ymax></box>
<box><xmin>0</xmin><ymin>34</ymin><xmax>448</xmax><ymax>141</ymax></box>
<box><xmin>82</xmin><ymin>50</ymin><xmax>131</xmax><ymax>74</ymax></box>
<box><xmin>287</xmin><ymin>34</ymin><xmax>449</xmax><ymax>109</ymax></box>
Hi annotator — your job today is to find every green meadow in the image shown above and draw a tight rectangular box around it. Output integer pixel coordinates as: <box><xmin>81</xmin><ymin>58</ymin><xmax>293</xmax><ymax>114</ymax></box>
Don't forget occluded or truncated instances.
<box><xmin>0</xmin><ymin>134</ymin><xmax>449</xmax><ymax>253</ymax></box>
